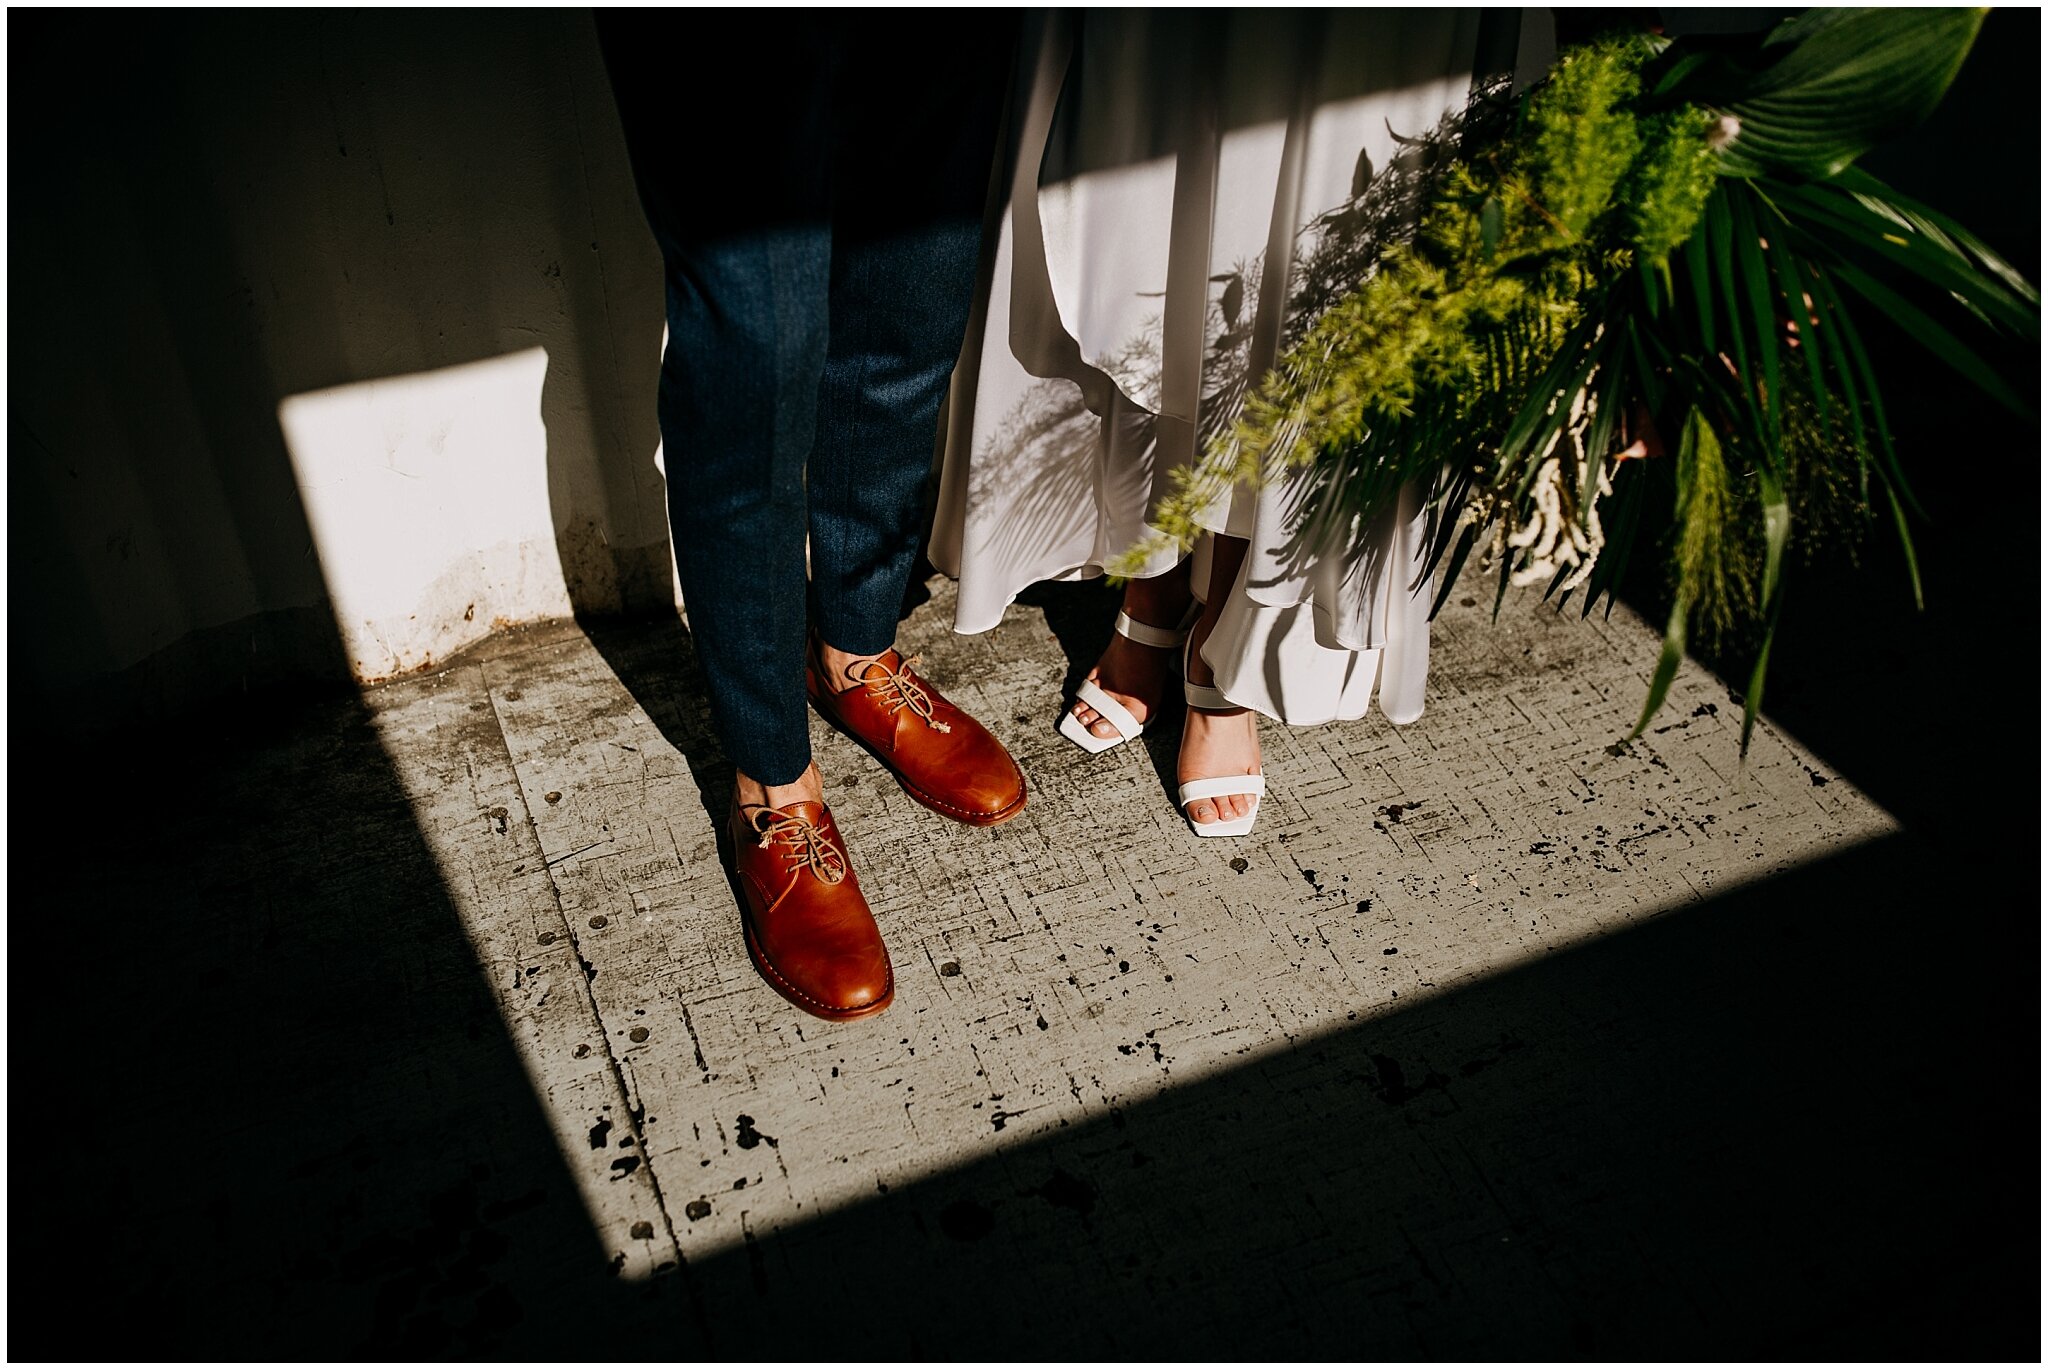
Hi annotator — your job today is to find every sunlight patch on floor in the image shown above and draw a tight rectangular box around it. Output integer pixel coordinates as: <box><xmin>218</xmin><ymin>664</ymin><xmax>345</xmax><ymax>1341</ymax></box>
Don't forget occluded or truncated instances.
<box><xmin>360</xmin><ymin>576</ymin><xmax>1896</xmax><ymax>1274</ymax></box>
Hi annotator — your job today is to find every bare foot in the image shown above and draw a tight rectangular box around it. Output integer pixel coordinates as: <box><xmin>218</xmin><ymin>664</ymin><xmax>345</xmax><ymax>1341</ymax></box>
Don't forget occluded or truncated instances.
<box><xmin>1071</xmin><ymin>573</ymin><xmax>1195</xmax><ymax>741</ymax></box>
<box><xmin>1178</xmin><ymin>615</ymin><xmax>1261</xmax><ymax>827</ymax></box>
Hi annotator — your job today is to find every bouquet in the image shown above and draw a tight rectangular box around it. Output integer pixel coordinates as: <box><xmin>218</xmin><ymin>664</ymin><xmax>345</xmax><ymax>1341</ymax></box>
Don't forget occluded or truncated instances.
<box><xmin>1135</xmin><ymin>8</ymin><xmax>2037</xmax><ymax>752</ymax></box>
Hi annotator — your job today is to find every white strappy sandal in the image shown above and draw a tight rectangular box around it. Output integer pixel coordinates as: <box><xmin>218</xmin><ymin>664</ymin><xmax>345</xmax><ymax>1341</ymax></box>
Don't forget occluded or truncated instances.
<box><xmin>1177</xmin><ymin>636</ymin><xmax>1265</xmax><ymax>838</ymax></box>
<box><xmin>1057</xmin><ymin>605</ymin><xmax>1198</xmax><ymax>754</ymax></box>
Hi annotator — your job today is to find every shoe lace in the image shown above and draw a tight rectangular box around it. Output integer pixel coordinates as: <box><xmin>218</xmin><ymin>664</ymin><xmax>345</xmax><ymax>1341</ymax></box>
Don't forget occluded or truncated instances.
<box><xmin>854</xmin><ymin>654</ymin><xmax>951</xmax><ymax>733</ymax></box>
<box><xmin>749</xmin><ymin>807</ymin><xmax>846</xmax><ymax>885</ymax></box>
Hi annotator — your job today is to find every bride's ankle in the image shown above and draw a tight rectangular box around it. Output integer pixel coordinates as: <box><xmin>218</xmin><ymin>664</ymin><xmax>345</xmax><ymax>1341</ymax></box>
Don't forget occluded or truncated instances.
<box><xmin>1122</xmin><ymin>569</ymin><xmax>1195</xmax><ymax>632</ymax></box>
<box><xmin>1097</xmin><ymin>633</ymin><xmax>1170</xmax><ymax>692</ymax></box>
<box><xmin>1183</xmin><ymin>612</ymin><xmax>1227</xmax><ymax>689</ymax></box>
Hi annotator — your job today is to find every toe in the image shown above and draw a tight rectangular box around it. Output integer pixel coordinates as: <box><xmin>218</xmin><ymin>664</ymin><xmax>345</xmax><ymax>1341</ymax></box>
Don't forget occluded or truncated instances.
<box><xmin>1218</xmin><ymin>794</ymin><xmax>1245</xmax><ymax>821</ymax></box>
<box><xmin>1074</xmin><ymin>703</ymin><xmax>1112</xmax><ymax>735</ymax></box>
<box><xmin>1187</xmin><ymin>798</ymin><xmax>1215</xmax><ymax>825</ymax></box>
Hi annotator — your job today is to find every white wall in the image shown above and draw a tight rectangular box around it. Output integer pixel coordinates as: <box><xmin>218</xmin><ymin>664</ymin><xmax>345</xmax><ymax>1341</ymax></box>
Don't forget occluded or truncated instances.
<box><xmin>13</xmin><ymin>10</ymin><xmax>674</xmax><ymax>720</ymax></box>
<box><xmin>281</xmin><ymin>349</ymin><xmax>575</xmax><ymax>680</ymax></box>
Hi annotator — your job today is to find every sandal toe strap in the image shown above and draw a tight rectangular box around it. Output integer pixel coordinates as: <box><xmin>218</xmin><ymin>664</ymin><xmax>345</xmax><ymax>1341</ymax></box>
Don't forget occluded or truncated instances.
<box><xmin>1177</xmin><ymin>774</ymin><xmax>1266</xmax><ymax>805</ymax></box>
<box><xmin>1075</xmin><ymin>679</ymin><xmax>1144</xmax><ymax>741</ymax></box>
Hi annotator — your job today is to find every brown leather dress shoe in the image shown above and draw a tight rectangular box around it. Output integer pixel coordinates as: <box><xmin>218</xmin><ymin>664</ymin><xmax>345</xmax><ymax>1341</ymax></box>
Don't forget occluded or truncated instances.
<box><xmin>731</xmin><ymin>799</ymin><xmax>893</xmax><ymax>1021</ymax></box>
<box><xmin>806</xmin><ymin>643</ymin><xmax>1027</xmax><ymax>827</ymax></box>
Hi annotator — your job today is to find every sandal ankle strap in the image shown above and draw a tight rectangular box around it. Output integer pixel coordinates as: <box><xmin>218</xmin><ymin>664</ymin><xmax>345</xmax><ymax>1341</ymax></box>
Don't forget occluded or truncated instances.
<box><xmin>1114</xmin><ymin>603</ymin><xmax>1196</xmax><ymax>650</ymax></box>
<box><xmin>1182</xmin><ymin>636</ymin><xmax>1234</xmax><ymax>710</ymax></box>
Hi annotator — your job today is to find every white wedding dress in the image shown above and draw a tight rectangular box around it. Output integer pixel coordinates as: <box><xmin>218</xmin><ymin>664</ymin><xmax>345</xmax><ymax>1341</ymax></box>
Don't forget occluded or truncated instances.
<box><xmin>931</xmin><ymin>9</ymin><xmax>1550</xmax><ymax>726</ymax></box>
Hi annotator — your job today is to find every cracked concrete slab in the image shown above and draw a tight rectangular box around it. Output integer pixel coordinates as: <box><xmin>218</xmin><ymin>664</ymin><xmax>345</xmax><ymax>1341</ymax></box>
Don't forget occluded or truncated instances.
<box><xmin>361</xmin><ymin>575</ymin><xmax>1890</xmax><ymax>1278</ymax></box>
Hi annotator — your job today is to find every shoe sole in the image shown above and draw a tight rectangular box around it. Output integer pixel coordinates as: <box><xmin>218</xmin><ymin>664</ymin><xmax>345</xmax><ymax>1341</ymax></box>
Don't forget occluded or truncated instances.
<box><xmin>809</xmin><ymin>692</ymin><xmax>1029</xmax><ymax>829</ymax></box>
<box><xmin>741</xmin><ymin>912</ymin><xmax>896</xmax><ymax>1022</ymax></box>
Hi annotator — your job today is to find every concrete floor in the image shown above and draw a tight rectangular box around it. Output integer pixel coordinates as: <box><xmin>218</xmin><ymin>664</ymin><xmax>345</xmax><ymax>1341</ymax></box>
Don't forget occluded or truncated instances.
<box><xmin>48</xmin><ymin>572</ymin><xmax>2035</xmax><ymax>1358</ymax></box>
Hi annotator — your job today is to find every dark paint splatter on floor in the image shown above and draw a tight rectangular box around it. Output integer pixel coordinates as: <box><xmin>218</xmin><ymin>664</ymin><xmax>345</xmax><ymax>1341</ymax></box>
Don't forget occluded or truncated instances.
<box><xmin>939</xmin><ymin>1198</ymin><xmax>995</xmax><ymax>1241</ymax></box>
<box><xmin>1032</xmin><ymin>1168</ymin><xmax>1097</xmax><ymax>1219</ymax></box>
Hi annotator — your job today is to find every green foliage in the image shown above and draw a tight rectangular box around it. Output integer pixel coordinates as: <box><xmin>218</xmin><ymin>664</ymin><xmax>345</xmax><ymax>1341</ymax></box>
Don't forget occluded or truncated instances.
<box><xmin>1127</xmin><ymin>10</ymin><xmax>2034</xmax><ymax>751</ymax></box>
<box><xmin>1121</xmin><ymin>37</ymin><xmax>1712</xmax><ymax>572</ymax></box>
<box><xmin>1527</xmin><ymin>40</ymin><xmax>1645</xmax><ymax>238</ymax></box>
<box><xmin>1670</xmin><ymin>411</ymin><xmax>1752</xmax><ymax>648</ymax></box>
<box><xmin>1626</xmin><ymin>109</ymin><xmax>1721</xmax><ymax>262</ymax></box>
<box><xmin>1657</xmin><ymin>8</ymin><xmax>1989</xmax><ymax>180</ymax></box>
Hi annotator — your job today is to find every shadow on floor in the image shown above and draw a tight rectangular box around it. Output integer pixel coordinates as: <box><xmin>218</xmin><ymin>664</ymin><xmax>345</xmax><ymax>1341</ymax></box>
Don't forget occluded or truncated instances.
<box><xmin>580</xmin><ymin>614</ymin><xmax>730</xmax><ymax>831</ymax></box>
<box><xmin>40</xmin><ymin>692</ymin><xmax>641</xmax><ymax>1359</ymax></box>
<box><xmin>632</xmin><ymin>833</ymin><xmax>2035</xmax><ymax>1361</ymax></box>
<box><xmin>1013</xmin><ymin>574</ymin><xmax>1127</xmax><ymax>704</ymax></box>
<box><xmin>1008</xmin><ymin>572</ymin><xmax>1199</xmax><ymax>806</ymax></box>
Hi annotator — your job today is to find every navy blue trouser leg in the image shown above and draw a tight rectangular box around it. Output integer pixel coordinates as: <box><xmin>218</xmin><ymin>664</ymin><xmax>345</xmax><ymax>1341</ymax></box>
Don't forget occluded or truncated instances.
<box><xmin>806</xmin><ymin>221</ymin><xmax>986</xmax><ymax>657</ymax></box>
<box><xmin>805</xmin><ymin>14</ymin><xmax>1009</xmax><ymax>653</ymax></box>
<box><xmin>601</xmin><ymin>14</ymin><xmax>1012</xmax><ymax>784</ymax></box>
<box><xmin>656</xmin><ymin>231</ymin><xmax>829</xmax><ymax>785</ymax></box>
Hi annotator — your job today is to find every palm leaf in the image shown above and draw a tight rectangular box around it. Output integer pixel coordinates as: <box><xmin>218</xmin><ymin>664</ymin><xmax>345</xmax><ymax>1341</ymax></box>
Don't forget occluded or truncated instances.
<box><xmin>1581</xmin><ymin>455</ymin><xmax>1651</xmax><ymax>621</ymax></box>
<box><xmin>1803</xmin><ymin>263</ymin><xmax>1912</xmax><ymax>510</ymax></box>
<box><xmin>1665</xmin><ymin>8</ymin><xmax>1988</xmax><ymax>180</ymax></box>
<box><xmin>1830</xmin><ymin>165</ymin><xmax>2039</xmax><ymax>308</ymax></box>
<box><xmin>1738</xmin><ymin>589</ymin><xmax>1782</xmax><ymax>757</ymax></box>
<box><xmin>1772</xmin><ymin>179</ymin><xmax>2039</xmax><ymax>336</ymax></box>
<box><xmin>1728</xmin><ymin>187</ymin><xmax>1784</xmax><ymax>453</ymax></box>
<box><xmin>1629</xmin><ymin>408</ymin><xmax>1709</xmax><ymax>739</ymax></box>
<box><xmin>1756</xmin><ymin>467</ymin><xmax>1791</xmax><ymax>612</ymax></box>
<box><xmin>1706</xmin><ymin>187</ymin><xmax>1753</xmax><ymax>411</ymax></box>
<box><xmin>1762</xmin><ymin>218</ymin><xmax>1831</xmax><ymax>427</ymax></box>
<box><xmin>1681</xmin><ymin>211</ymin><xmax>1717</xmax><ymax>353</ymax></box>
<box><xmin>1881</xmin><ymin>481</ymin><xmax>1926</xmax><ymax>612</ymax></box>
<box><xmin>1631</xmin><ymin>570</ymin><xmax>1691</xmax><ymax>739</ymax></box>
<box><xmin>1784</xmin><ymin>233</ymin><xmax>1874</xmax><ymax>499</ymax></box>
<box><xmin>1497</xmin><ymin>314</ymin><xmax>1602</xmax><ymax>477</ymax></box>
<box><xmin>1429</xmin><ymin>521</ymin><xmax>1481</xmax><ymax>620</ymax></box>
<box><xmin>1831</xmin><ymin>259</ymin><xmax>2033</xmax><ymax>416</ymax></box>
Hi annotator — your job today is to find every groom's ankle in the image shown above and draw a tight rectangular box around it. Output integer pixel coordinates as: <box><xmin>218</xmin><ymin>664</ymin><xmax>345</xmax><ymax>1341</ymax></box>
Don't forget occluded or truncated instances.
<box><xmin>813</xmin><ymin>637</ymin><xmax>895</xmax><ymax>693</ymax></box>
<box><xmin>733</xmin><ymin>762</ymin><xmax>825</xmax><ymax>817</ymax></box>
